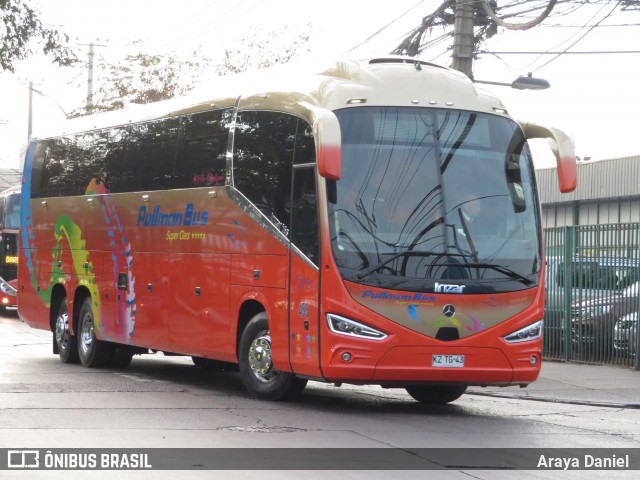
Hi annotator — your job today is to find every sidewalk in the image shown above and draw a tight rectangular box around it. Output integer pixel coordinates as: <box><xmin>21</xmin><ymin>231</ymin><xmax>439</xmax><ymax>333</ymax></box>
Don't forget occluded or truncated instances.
<box><xmin>468</xmin><ymin>361</ymin><xmax>640</xmax><ymax>408</ymax></box>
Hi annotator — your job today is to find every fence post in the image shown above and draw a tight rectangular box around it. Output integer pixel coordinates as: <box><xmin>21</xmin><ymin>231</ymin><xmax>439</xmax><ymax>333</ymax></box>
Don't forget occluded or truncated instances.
<box><xmin>635</xmin><ymin>225</ymin><xmax>640</xmax><ymax>371</ymax></box>
<box><xmin>562</xmin><ymin>226</ymin><xmax>574</xmax><ymax>361</ymax></box>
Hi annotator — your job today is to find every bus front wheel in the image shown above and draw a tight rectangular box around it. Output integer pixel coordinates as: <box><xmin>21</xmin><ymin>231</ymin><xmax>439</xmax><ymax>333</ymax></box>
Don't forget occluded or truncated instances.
<box><xmin>77</xmin><ymin>297</ymin><xmax>113</xmax><ymax>368</ymax></box>
<box><xmin>54</xmin><ymin>298</ymin><xmax>79</xmax><ymax>364</ymax></box>
<box><xmin>238</xmin><ymin>312</ymin><xmax>307</xmax><ymax>401</ymax></box>
<box><xmin>405</xmin><ymin>385</ymin><xmax>467</xmax><ymax>404</ymax></box>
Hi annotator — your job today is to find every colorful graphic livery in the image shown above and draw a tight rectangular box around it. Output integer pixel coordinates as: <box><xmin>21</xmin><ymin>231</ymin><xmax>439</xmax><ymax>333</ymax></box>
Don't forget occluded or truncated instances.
<box><xmin>19</xmin><ymin>57</ymin><xmax>577</xmax><ymax>403</ymax></box>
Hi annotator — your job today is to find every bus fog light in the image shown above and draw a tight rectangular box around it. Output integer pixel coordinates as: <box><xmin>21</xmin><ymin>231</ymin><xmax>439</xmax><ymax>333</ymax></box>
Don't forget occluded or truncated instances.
<box><xmin>530</xmin><ymin>355</ymin><xmax>537</xmax><ymax>366</ymax></box>
<box><xmin>341</xmin><ymin>352</ymin><xmax>352</xmax><ymax>362</ymax></box>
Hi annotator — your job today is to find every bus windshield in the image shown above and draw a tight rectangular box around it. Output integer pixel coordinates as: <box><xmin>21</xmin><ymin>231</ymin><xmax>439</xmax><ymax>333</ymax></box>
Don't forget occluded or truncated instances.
<box><xmin>3</xmin><ymin>192</ymin><xmax>20</xmax><ymax>230</ymax></box>
<box><xmin>329</xmin><ymin>107</ymin><xmax>541</xmax><ymax>293</ymax></box>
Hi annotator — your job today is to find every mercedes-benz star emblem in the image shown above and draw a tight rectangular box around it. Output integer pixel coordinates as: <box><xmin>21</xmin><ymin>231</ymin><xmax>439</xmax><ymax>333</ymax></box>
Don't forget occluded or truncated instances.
<box><xmin>443</xmin><ymin>304</ymin><xmax>455</xmax><ymax>317</ymax></box>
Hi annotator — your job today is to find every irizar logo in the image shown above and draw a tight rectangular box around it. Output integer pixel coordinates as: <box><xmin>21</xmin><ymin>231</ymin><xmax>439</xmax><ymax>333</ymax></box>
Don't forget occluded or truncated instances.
<box><xmin>434</xmin><ymin>282</ymin><xmax>466</xmax><ymax>294</ymax></box>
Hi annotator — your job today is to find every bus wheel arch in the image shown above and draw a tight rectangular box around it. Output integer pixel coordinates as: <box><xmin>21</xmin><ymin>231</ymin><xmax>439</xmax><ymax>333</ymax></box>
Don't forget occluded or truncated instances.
<box><xmin>238</xmin><ymin>310</ymin><xmax>307</xmax><ymax>401</ymax></box>
<box><xmin>236</xmin><ymin>299</ymin><xmax>266</xmax><ymax>360</ymax></box>
<box><xmin>52</xmin><ymin>293</ymin><xmax>79</xmax><ymax>364</ymax></box>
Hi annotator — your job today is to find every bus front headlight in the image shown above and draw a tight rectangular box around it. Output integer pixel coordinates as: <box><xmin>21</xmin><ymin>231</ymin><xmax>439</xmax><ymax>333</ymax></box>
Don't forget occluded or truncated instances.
<box><xmin>504</xmin><ymin>320</ymin><xmax>543</xmax><ymax>343</ymax></box>
<box><xmin>0</xmin><ymin>280</ymin><xmax>16</xmax><ymax>297</ymax></box>
<box><xmin>326</xmin><ymin>314</ymin><xmax>387</xmax><ymax>340</ymax></box>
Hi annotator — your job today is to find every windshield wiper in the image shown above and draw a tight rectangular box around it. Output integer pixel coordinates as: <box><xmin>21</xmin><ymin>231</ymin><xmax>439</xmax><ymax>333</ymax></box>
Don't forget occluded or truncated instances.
<box><xmin>461</xmin><ymin>262</ymin><xmax>534</xmax><ymax>286</ymax></box>
<box><xmin>355</xmin><ymin>254</ymin><xmax>534</xmax><ymax>286</ymax></box>
<box><xmin>355</xmin><ymin>251</ymin><xmax>468</xmax><ymax>280</ymax></box>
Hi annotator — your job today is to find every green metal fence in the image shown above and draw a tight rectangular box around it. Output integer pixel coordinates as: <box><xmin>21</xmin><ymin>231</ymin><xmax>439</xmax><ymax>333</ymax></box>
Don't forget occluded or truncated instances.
<box><xmin>543</xmin><ymin>223</ymin><xmax>640</xmax><ymax>369</ymax></box>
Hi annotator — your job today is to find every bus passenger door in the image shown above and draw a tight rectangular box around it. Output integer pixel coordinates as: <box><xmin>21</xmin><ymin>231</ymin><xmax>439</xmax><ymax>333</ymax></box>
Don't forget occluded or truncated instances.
<box><xmin>288</xmin><ymin>166</ymin><xmax>322</xmax><ymax>377</ymax></box>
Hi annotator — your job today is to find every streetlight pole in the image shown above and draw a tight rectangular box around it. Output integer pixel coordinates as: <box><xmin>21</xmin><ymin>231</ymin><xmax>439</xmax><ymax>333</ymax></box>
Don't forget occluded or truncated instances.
<box><xmin>27</xmin><ymin>81</ymin><xmax>34</xmax><ymax>141</ymax></box>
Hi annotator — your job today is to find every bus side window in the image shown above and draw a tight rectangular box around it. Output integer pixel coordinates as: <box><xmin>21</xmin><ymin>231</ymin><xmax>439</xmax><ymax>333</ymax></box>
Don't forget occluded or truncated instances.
<box><xmin>291</xmin><ymin>167</ymin><xmax>319</xmax><ymax>264</ymax></box>
<box><xmin>40</xmin><ymin>137</ymin><xmax>72</xmax><ymax>197</ymax></box>
<box><xmin>76</xmin><ymin>130</ymin><xmax>110</xmax><ymax>194</ymax></box>
<box><xmin>233</xmin><ymin>111</ymin><xmax>299</xmax><ymax>234</ymax></box>
<box><xmin>173</xmin><ymin>109</ymin><xmax>230</xmax><ymax>189</ymax></box>
<box><xmin>123</xmin><ymin>119</ymin><xmax>179</xmax><ymax>192</ymax></box>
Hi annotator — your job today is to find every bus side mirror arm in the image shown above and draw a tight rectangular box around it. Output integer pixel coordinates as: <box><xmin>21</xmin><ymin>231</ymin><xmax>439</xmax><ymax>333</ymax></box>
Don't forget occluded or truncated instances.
<box><xmin>519</xmin><ymin>121</ymin><xmax>577</xmax><ymax>193</ymax></box>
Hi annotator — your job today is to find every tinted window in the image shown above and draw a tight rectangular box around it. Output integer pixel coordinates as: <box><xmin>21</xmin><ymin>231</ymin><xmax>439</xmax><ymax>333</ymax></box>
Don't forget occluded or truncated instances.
<box><xmin>293</xmin><ymin>124</ymin><xmax>315</xmax><ymax>165</ymax></box>
<box><xmin>233</xmin><ymin>111</ymin><xmax>300</xmax><ymax>233</ymax></box>
<box><xmin>291</xmin><ymin>167</ymin><xmax>319</xmax><ymax>264</ymax></box>
<box><xmin>40</xmin><ymin>136</ymin><xmax>75</xmax><ymax>197</ymax></box>
<box><xmin>121</xmin><ymin>118</ymin><xmax>180</xmax><ymax>192</ymax></box>
<box><xmin>173</xmin><ymin>109</ymin><xmax>231</xmax><ymax>189</ymax></box>
<box><xmin>79</xmin><ymin>130</ymin><xmax>110</xmax><ymax>193</ymax></box>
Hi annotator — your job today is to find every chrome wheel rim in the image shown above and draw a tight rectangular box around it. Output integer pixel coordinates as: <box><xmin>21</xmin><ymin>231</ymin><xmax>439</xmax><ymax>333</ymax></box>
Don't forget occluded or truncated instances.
<box><xmin>79</xmin><ymin>312</ymin><xmax>95</xmax><ymax>355</ymax></box>
<box><xmin>248</xmin><ymin>330</ymin><xmax>276</xmax><ymax>383</ymax></box>
<box><xmin>55</xmin><ymin>312</ymin><xmax>70</xmax><ymax>350</ymax></box>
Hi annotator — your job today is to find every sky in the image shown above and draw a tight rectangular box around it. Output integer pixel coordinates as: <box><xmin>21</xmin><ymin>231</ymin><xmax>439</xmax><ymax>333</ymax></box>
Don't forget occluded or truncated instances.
<box><xmin>1</xmin><ymin>0</ymin><xmax>639</xmax><ymax>172</ymax></box>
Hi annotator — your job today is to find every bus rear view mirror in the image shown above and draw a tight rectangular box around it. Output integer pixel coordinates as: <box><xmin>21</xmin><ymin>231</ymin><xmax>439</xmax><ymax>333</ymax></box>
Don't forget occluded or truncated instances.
<box><xmin>519</xmin><ymin>121</ymin><xmax>577</xmax><ymax>193</ymax></box>
<box><xmin>314</xmin><ymin>110</ymin><xmax>341</xmax><ymax>180</ymax></box>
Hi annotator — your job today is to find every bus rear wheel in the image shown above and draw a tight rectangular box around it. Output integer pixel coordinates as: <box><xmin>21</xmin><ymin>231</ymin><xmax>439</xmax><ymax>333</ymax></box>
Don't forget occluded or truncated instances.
<box><xmin>238</xmin><ymin>312</ymin><xmax>307</xmax><ymax>401</ymax></box>
<box><xmin>54</xmin><ymin>298</ymin><xmax>79</xmax><ymax>364</ymax></box>
<box><xmin>405</xmin><ymin>385</ymin><xmax>467</xmax><ymax>404</ymax></box>
<box><xmin>77</xmin><ymin>297</ymin><xmax>113</xmax><ymax>368</ymax></box>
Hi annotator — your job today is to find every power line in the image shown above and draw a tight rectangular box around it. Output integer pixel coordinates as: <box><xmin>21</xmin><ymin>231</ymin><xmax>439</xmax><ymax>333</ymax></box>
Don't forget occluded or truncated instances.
<box><xmin>529</xmin><ymin>0</ymin><xmax>624</xmax><ymax>71</ymax></box>
<box><xmin>480</xmin><ymin>50</ymin><xmax>640</xmax><ymax>54</ymax></box>
<box><xmin>343</xmin><ymin>0</ymin><xmax>429</xmax><ymax>56</ymax></box>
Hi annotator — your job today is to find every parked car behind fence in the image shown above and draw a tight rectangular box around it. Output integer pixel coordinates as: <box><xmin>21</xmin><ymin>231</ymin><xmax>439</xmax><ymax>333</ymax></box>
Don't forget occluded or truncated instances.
<box><xmin>544</xmin><ymin>254</ymin><xmax>640</xmax><ymax>367</ymax></box>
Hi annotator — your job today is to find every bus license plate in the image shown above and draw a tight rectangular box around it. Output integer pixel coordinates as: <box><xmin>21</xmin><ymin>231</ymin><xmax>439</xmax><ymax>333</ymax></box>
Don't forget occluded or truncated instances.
<box><xmin>432</xmin><ymin>354</ymin><xmax>464</xmax><ymax>368</ymax></box>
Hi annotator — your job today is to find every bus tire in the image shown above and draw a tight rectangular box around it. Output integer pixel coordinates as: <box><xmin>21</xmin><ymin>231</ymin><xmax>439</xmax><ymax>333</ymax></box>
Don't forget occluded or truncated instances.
<box><xmin>77</xmin><ymin>297</ymin><xmax>113</xmax><ymax>368</ymax></box>
<box><xmin>405</xmin><ymin>385</ymin><xmax>467</xmax><ymax>404</ymax></box>
<box><xmin>54</xmin><ymin>298</ymin><xmax>79</xmax><ymax>364</ymax></box>
<box><xmin>109</xmin><ymin>347</ymin><xmax>134</xmax><ymax>369</ymax></box>
<box><xmin>238</xmin><ymin>312</ymin><xmax>307</xmax><ymax>401</ymax></box>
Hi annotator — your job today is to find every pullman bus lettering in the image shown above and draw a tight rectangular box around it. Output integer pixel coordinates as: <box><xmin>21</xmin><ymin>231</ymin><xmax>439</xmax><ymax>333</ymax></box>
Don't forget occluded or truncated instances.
<box><xmin>137</xmin><ymin>203</ymin><xmax>208</xmax><ymax>227</ymax></box>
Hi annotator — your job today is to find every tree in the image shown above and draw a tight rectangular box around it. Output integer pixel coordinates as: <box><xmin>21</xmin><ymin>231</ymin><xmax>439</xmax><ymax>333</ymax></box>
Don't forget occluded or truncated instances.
<box><xmin>0</xmin><ymin>0</ymin><xmax>77</xmax><ymax>72</ymax></box>
<box><xmin>216</xmin><ymin>26</ymin><xmax>311</xmax><ymax>76</ymax></box>
<box><xmin>70</xmin><ymin>45</ymin><xmax>212</xmax><ymax>116</ymax></box>
<box><xmin>71</xmin><ymin>27</ymin><xmax>312</xmax><ymax>116</ymax></box>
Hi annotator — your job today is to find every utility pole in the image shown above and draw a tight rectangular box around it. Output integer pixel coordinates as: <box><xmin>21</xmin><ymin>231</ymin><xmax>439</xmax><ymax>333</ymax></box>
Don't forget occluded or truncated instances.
<box><xmin>77</xmin><ymin>40</ymin><xmax>108</xmax><ymax>114</ymax></box>
<box><xmin>28</xmin><ymin>81</ymin><xmax>33</xmax><ymax>141</ymax></box>
<box><xmin>24</xmin><ymin>81</ymin><xmax>69</xmax><ymax>141</ymax></box>
<box><xmin>451</xmin><ymin>0</ymin><xmax>476</xmax><ymax>79</ymax></box>
<box><xmin>25</xmin><ymin>80</ymin><xmax>43</xmax><ymax>141</ymax></box>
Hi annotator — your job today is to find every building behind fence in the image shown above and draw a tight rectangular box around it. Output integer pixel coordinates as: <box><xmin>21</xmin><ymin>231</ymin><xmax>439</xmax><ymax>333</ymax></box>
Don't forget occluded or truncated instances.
<box><xmin>537</xmin><ymin>156</ymin><xmax>640</xmax><ymax>369</ymax></box>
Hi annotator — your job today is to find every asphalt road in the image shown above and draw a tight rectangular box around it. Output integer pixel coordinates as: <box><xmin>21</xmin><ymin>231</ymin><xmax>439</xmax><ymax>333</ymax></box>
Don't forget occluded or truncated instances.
<box><xmin>1</xmin><ymin>310</ymin><xmax>638</xmax><ymax>479</ymax></box>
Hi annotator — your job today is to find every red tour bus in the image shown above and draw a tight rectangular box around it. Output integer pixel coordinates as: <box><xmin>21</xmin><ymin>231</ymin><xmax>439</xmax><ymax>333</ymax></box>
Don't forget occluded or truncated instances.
<box><xmin>18</xmin><ymin>58</ymin><xmax>576</xmax><ymax>403</ymax></box>
<box><xmin>0</xmin><ymin>185</ymin><xmax>20</xmax><ymax>309</ymax></box>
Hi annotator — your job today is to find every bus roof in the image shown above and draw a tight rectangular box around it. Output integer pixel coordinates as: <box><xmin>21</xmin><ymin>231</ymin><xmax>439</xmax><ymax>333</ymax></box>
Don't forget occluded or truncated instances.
<box><xmin>0</xmin><ymin>185</ymin><xmax>20</xmax><ymax>197</ymax></box>
<box><xmin>32</xmin><ymin>57</ymin><xmax>510</xmax><ymax>139</ymax></box>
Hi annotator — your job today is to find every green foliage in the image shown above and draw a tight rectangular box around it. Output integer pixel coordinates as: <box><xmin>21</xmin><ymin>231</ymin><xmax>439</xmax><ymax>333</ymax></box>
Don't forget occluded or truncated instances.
<box><xmin>81</xmin><ymin>47</ymin><xmax>211</xmax><ymax>115</ymax></box>
<box><xmin>216</xmin><ymin>25</ymin><xmax>311</xmax><ymax>76</ymax></box>
<box><xmin>70</xmin><ymin>27</ymin><xmax>311</xmax><ymax>116</ymax></box>
<box><xmin>0</xmin><ymin>0</ymin><xmax>77</xmax><ymax>72</ymax></box>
